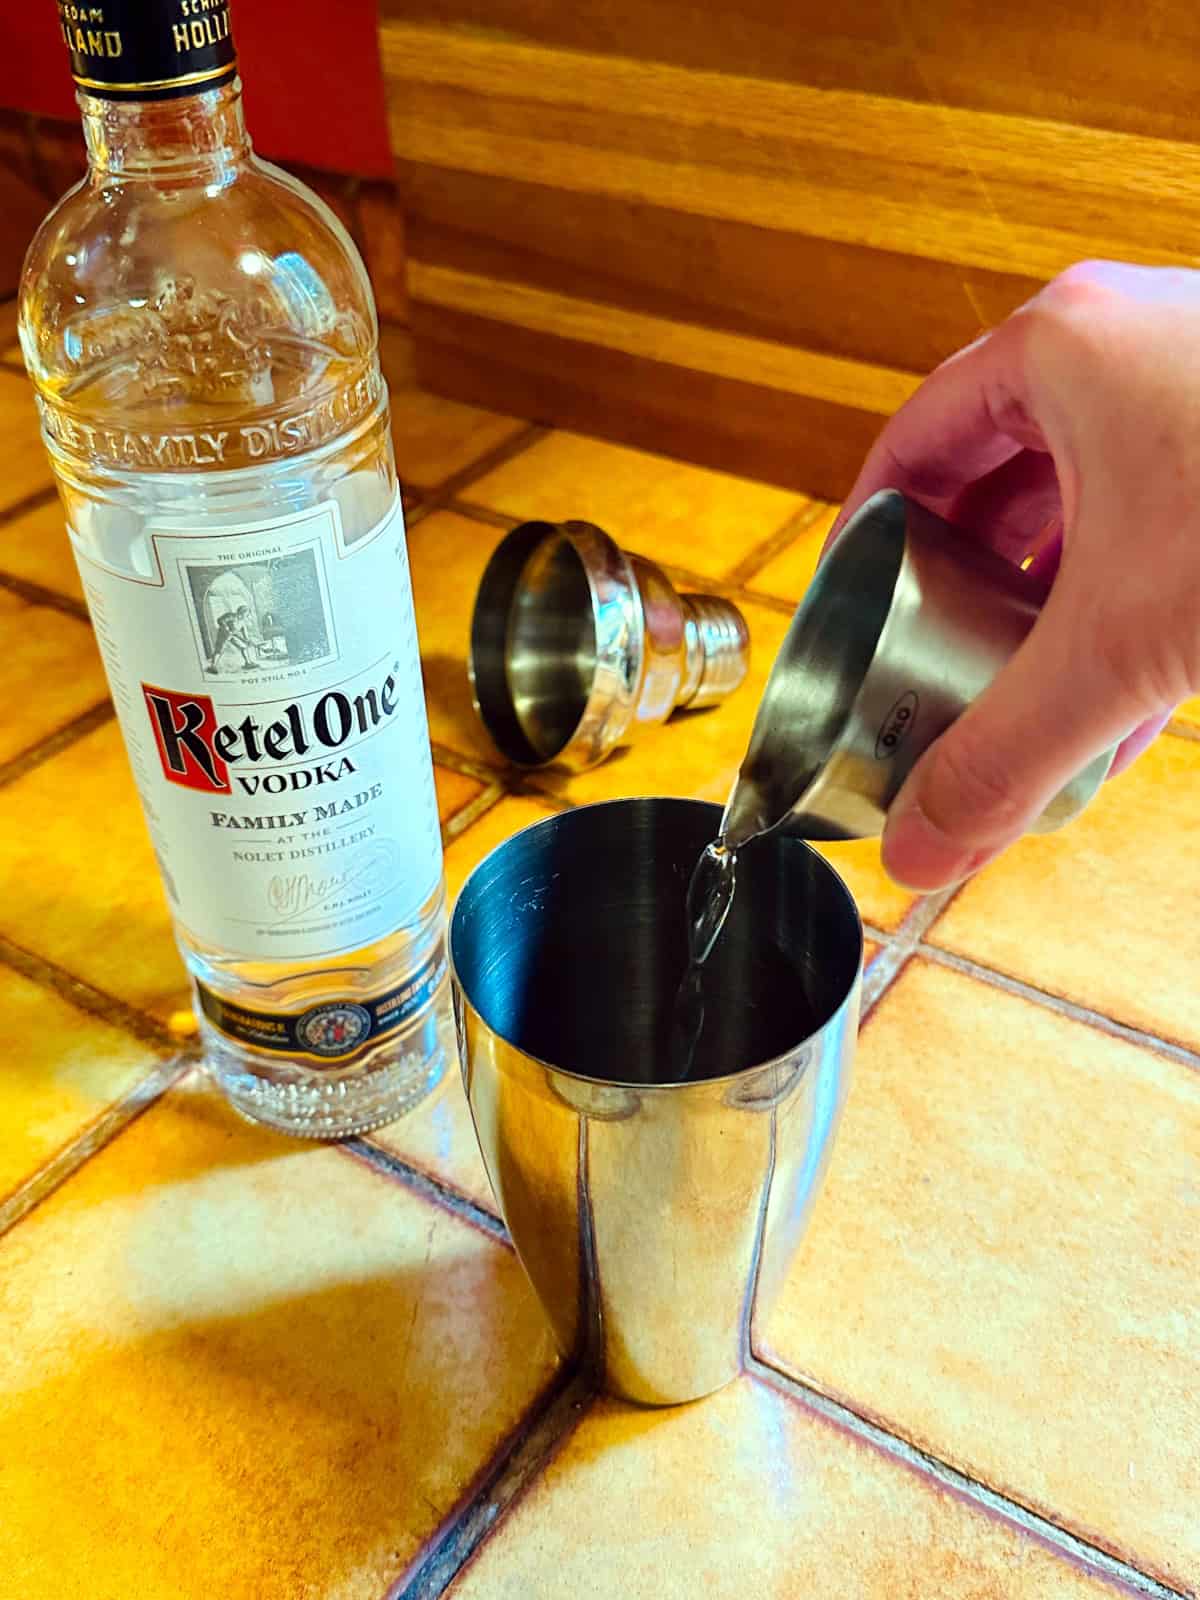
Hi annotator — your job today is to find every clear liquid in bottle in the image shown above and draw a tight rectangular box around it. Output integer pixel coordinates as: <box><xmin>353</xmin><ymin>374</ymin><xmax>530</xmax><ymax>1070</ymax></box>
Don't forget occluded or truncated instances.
<box><xmin>19</xmin><ymin>5</ymin><xmax>449</xmax><ymax>1136</ymax></box>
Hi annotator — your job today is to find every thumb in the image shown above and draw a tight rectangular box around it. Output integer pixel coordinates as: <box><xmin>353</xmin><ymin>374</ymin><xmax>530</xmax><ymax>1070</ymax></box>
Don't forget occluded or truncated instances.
<box><xmin>881</xmin><ymin>581</ymin><xmax>1147</xmax><ymax>891</ymax></box>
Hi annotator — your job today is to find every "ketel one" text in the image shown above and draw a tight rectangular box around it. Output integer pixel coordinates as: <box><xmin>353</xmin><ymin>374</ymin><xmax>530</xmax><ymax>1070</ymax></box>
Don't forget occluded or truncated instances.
<box><xmin>142</xmin><ymin>668</ymin><xmax>402</xmax><ymax>796</ymax></box>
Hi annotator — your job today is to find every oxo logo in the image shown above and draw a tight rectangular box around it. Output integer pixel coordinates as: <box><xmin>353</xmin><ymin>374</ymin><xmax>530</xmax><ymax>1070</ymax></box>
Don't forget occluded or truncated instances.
<box><xmin>142</xmin><ymin>685</ymin><xmax>231</xmax><ymax>794</ymax></box>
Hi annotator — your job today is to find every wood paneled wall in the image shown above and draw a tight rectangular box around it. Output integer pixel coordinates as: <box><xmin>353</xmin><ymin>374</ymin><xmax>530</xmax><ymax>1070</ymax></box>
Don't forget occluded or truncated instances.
<box><xmin>381</xmin><ymin>2</ymin><xmax>1200</xmax><ymax>498</ymax></box>
<box><xmin>0</xmin><ymin>108</ymin><xmax>410</xmax><ymax>320</ymax></box>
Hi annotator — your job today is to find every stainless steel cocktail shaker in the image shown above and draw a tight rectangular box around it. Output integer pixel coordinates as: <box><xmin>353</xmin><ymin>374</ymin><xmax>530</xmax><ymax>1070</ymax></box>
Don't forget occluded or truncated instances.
<box><xmin>450</xmin><ymin>798</ymin><xmax>862</xmax><ymax>1406</ymax></box>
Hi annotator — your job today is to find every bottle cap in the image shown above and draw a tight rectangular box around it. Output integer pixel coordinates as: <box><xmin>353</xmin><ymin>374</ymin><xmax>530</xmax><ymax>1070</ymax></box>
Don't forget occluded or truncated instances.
<box><xmin>56</xmin><ymin>0</ymin><xmax>237</xmax><ymax>101</ymax></box>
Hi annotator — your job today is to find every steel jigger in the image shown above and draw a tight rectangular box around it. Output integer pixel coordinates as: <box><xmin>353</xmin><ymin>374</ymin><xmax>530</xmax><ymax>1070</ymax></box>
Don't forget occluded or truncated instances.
<box><xmin>722</xmin><ymin>489</ymin><xmax>1115</xmax><ymax>846</ymax></box>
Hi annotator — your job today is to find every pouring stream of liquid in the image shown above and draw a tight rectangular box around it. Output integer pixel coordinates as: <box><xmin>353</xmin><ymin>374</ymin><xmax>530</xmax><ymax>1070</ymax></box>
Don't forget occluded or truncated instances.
<box><xmin>667</xmin><ymin>837</ymin><xmax>738</xmax><ymax>1082</ymax></box>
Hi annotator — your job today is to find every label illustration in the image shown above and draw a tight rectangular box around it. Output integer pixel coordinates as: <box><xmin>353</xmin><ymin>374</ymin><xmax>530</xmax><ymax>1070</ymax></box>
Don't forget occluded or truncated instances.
<box><xmin>75</xmin><ymin>493</ymin><xmax>443</xmax><ymax>961</ymax></box>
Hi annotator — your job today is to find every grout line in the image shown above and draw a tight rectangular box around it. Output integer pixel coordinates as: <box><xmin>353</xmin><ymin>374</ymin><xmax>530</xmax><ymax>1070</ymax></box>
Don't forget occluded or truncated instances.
<box><xmin>656</xmin><ymin>559</ymin><xmax>754</xmax><ymax>599</ymax></box>
<box><xmin>729</xmin><ymin>584</ymin><xmax>796</xmax><ymax>618</ymax></box>
<box><xmin>430</xmin><ymin>742</ymin><xmax>509</xmax><ymax>786</ymax></box>
<box><xmin>0</xmin><ymin>1055</ymin><xmax>189</xmax><ymax>1240</ymax></box>
<box><xmin>345</xmin><ymin>1136</ymin><xmax>510</xmax><ymax>1248</ymax></box>
<box><xmin>385</xmin><ymin>1364</ymin><xmax>596</xmax><ymax>1600</ymax></box>
<box><xmin>404</xmin><ymin>423</ymin><xmax>548</xmax><ymax>529</ymax></box>
<box><xmin>659</xmin><ymin>560</ymin><xmax>795</xmax><ymax>614</ymax></box>
<box><xmin>748</xmin><ymin>1357</ymin><xmax>1186</xmax><ymax>1600</ymax></box>
<box><xmin>427</xmin><ymin>740</ymin><xmax>574</xmax><ymax>814</ymax></box>
<box><xmin>896</xmin><ymin>884</ymin><xmax>965</xmax><ymax>944</ymax></box>
<box><xmin>431</xmin><ymin>420</ymin><xmax>548</xmax><ymax>495</ymax></box>
<box><xmin>443</xmin><ymin>780</ymin><xmax>507</xmax><ymax>844</ymax></box>
<box><xmin>500</xmin><ymin>774</ymin><xmax>575</xmax><ymax>811</ymax></box>
<box><xmin>918</xmin><ymin>943</ymin><xmax>1200</xmax><ymax>1074</ymax></box>
<box><xmin>0</xmin><ymin>699</ymin><xmax>114</xmax><ymax>791</ymax></box>
<box><xmin>0</xmin><ymin>482</ymin><xmax>58</xmax><ymax>531</ymax></box>
<box><xmin>860</xmin><ymin>940</ymin><xmax>913</xmax><ymax>1017</ymax></box>
<box><xmin>441</xmin><ymin>495</ymin><xmax>799</xmax><ymax>615</ymax></box>
<box><xmin>0</xmin><ymin>568</ymin><xmax>89</xmax><ymax>622</ymax></box>
<box><xmin>662</xmin><ymin>557</ymin><xmax>798</xmax><ymax>616</ymax></box>
<box><xmin>439</xmin><ymin>496</ymin><xmax>513</xmax><ymax>532</ymax></box>
<box><xmin>0</xmin><ymin>932</ymin><xmax>183</xmax><ymax>1054</ymax></box>
<box><xmin>859</xmin><ymin>887</ymin><xmax>958</xmax><ymax>1018</ymax></box>
<box><xmin>723</xmin><ymin>497</ymin><xmax>833</xmax><ymax>587</ymax></box>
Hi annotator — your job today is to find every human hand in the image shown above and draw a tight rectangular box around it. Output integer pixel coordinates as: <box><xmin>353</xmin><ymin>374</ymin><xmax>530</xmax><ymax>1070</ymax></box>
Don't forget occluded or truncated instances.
<box><xmin>828</xmin><ymin>260</ymin><xmax>1200</xmax><ymax>890</ymax></box>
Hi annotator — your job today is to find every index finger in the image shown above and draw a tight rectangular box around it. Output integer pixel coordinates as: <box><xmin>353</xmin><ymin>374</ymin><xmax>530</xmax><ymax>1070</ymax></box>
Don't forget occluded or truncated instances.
<box><xmin>826</xmin><ymin>319</ymin><xmax>1048</xmax><ymax>547</ymax></box>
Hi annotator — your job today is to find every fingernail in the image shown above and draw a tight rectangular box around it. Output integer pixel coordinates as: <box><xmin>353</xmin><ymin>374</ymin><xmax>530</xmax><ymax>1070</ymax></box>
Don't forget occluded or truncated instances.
<box><xmin>882</xmin><ymin>799</ymin><xmax>977</xmax><ymax>891</ymax></box>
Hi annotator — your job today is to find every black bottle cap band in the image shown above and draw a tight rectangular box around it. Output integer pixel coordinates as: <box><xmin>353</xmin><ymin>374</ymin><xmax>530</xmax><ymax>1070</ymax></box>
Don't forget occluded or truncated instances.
<box><xmin>57</xmin><ymin>1</ymin><xmax>236</xmax><ymax>101</ymax></box>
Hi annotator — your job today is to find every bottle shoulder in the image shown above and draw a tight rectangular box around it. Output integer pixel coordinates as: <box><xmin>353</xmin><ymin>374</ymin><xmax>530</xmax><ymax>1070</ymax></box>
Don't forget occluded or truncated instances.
<box><xmin>19</xmin><ymin>154</ymin><xmax>378</xmax><ymax>422</ymax></box>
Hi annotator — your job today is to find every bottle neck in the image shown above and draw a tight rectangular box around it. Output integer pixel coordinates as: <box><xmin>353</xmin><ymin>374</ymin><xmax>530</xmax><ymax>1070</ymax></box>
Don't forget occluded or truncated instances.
<box><xmin>81</xmin><ymin>80</ymin><xmax>251</xmax><ymax>181</ymax></box>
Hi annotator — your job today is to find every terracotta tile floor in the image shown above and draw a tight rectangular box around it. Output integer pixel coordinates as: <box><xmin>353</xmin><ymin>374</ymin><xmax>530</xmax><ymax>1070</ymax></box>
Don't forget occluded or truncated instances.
<box><xmin>929</xmin><ymin>735</ymin><xmax>1200</xmax><ymax>1052</ymax></box>
<box><xmin>0</xmin><ymin>493</ymin><xmax>85</xmax><ymax>602</ymax></box>
<box><xmin>465</xmin><ymin>428</ymin><xmax>805</xmax><ymax>579</ymax></box>
<box><xmin>0</xmin><ymin>1077</ymin><xmax>558</xmax><ymax>1600</ymax></box>
<box><xmin>448</xmin><ymin>1380</ymin><xmax>1134</xmax><ymax>1600</ymax></box>
<box><xmin>759</xmin><ymin>957</ymin><xmax>1200</xmax><ymax>1592</ymax></box>
<box><xmin>1</xmin><ymin>328</ymin><xmax>1196</xmax><ymax>1599</ymax></box>
<box><xmin>0</xmin><ymin>584</ymin><xmax>107</xmax><ymax>766</ymax></box>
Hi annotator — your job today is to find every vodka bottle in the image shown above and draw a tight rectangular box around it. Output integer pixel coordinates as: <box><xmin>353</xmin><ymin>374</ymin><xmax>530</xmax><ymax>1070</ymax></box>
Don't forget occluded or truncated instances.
<box><xmin>20</xmin><ymin>0</ymin><xmax>450</xmax><ymax>1136</ymax></box>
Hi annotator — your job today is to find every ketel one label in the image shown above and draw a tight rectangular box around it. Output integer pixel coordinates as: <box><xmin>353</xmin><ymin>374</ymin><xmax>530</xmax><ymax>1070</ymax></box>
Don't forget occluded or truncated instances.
<box><xmin>73</xmin><ymin>494</ymin><xmax>443</xmax><ymax>961</ymax></box>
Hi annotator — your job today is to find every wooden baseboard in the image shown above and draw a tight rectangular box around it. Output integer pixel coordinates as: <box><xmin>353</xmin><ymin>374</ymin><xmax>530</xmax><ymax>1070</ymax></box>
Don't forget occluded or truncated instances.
<box><xmin>412</xmin><ymin>304</ymin><xmax>884</xmax><ymax>499</ymax></box>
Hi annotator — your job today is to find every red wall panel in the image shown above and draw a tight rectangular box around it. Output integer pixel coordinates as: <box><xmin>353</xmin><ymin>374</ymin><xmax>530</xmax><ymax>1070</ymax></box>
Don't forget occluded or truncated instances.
<box><xmin>0</xmin><ymin>1</ymin><xmax>393</xmax><ymax>178</ymax></box>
